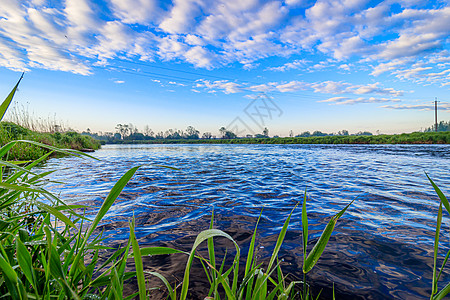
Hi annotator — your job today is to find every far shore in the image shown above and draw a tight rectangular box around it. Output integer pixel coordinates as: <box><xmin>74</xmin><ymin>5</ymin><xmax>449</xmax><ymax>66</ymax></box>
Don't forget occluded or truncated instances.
<box><xmin>102</xmin><ymin>131</ymin><xmax>450</xmax><ymax>145</ymax></box>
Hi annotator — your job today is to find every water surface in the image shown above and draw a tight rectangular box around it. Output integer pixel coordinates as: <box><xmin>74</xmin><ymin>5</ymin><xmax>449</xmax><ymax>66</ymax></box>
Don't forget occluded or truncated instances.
<box><xmin>42</xmin><ymin>144</ymin><xmax>450</xmax><ymax>299</ymax></box>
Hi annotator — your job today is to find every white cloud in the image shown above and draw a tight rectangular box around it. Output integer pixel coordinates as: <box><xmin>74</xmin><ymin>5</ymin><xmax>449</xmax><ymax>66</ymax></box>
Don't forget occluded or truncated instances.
<box><xmin>382</xmin><ymin>103</ymin><xmax>450</xmax><ymax>111</ymax></box>
<box><xmin>114</xmin><ymin>80</ymin><xmax>124</xmax><ymax>84</ymax></box>
<box><xmin>311</xmin><ymin>81</ymin><xmax>349</xmax><ymax>94</ymax></box>
<box><xmin>370</xmin><ymin>59</ymin><xmax>410</xmax><ymax>76</ymax></box>
<box><xmin>195</xmin><ymin>79</ymin><xmax>242</xmax><ymax>94</ymax></box>
<box><xmin>320</xmin><ymin>96</ymin><xmax>400</xmax><ymax>105</ymax></box>
<box><xmin>159</xmin><ymin>0</ymin><xmax>202</xmax><ymax>34</ymax></box>
<box><xmin>0</xmin><ymin>0</ymin><xmax>449</xmax><ymax>83</ymax></box>
<box><xmin>267</xmin><ymin>59</ymin><xmax>309</xmax><ymax>71</ymax></box>
<box><xmin>275</xmin><ymin>81</ymin><xmax>308</xmax><ymax>92</ymax></box>
<box><xmin>184</xmin><ymin>46</ymin><xmax>215</xmax><ymax>69</ymax></box>
<box><xmin>110</xmin><ymin>0</ymin><xmax>159</xmax><ymax>24</ymax></box>
<box><xmin>376</xmin><ymin>7</ymin><xmax>450</xmax><ymax>60</ymax></box>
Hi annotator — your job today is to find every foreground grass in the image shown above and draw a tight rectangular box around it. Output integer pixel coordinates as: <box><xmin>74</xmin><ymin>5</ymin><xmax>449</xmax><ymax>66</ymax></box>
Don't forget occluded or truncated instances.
<box><xmin>0</xmin><ymin>121</ymin><xmax>101</xmax><ymax>160</ymax></box>
<box><xmin>109</xmin><ymin>131</ymin><xmax>450</xmax><ymax>145</ymax></box>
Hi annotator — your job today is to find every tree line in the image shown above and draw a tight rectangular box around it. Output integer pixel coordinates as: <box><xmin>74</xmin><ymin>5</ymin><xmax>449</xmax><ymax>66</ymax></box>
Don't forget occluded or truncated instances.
<box><xmin>81</xmin><ymin>123</ymin><xmax>379</xmax><ymax>143</ymax></box>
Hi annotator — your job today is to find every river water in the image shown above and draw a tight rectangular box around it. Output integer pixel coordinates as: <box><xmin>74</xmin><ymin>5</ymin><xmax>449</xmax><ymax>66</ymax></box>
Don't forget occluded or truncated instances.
<box><xmin>42</xmin><ymin>144</ymin><xmax>450</xmax><ymax>299</ymax></box>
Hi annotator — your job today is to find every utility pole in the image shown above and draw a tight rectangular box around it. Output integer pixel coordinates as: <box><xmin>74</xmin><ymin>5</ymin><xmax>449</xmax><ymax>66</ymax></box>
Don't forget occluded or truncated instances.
<box><xmin>435</xmin><ymin>97</ymin><xmax>438</xmax><ymax>132</ymax></box>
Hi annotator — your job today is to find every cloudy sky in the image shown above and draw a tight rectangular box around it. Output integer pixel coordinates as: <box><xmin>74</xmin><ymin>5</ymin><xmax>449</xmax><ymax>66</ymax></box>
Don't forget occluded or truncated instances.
<box><xmin>0</xmin><ymin>0</ymin><xmax>449</xmax><ymax>136</ymax></box>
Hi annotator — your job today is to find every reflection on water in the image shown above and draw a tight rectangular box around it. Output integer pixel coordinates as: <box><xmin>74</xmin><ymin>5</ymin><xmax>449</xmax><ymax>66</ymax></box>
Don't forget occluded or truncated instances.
<box><xmin>42</xmin><ymin>144</ymin><xmax>450</xmax><ymax>299</ymax></box>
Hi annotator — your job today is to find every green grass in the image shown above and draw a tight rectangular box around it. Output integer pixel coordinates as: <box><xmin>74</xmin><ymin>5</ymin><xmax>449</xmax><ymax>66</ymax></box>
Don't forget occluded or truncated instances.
<box><xmin>0</xmin><ymin>121</ymin><xmax>101</xmax><ymax>161</ymax></box>
<box><xmin>0</xmin><ymin>75</ymin><xmax>449</xmax><ymax>299</ymax></box>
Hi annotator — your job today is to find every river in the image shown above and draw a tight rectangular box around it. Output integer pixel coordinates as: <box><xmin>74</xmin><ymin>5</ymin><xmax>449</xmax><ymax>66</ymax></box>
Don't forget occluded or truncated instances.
<box><xmin>41</xmin><ymin>144</ymin><xmax>450</xmax><ymax>299</ymax></box>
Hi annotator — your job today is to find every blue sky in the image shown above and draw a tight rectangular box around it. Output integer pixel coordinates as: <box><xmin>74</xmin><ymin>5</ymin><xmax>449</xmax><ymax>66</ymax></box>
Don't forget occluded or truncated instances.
<box><xmin>0</xmin><ymin>0</ymin><xmax>449</xmax><ymax>136</ymax></box>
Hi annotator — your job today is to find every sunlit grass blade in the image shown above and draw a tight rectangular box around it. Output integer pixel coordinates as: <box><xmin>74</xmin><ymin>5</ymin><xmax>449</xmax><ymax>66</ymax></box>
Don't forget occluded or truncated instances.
<box><xmin>426</xmin><ymin>173</ymin><xmax>450</xmax><ymax>215</ymax></box>
<box><xmin>267</xmin><ymin>203</ymin><xmax>298</xmax><ymax>273</ymax></box>
<box><xmin>35</xmin><ymin>201</ymin><xmax>76</xmax><ymax>228</ymax></box>
<box><xmin>302</xmin><ymin>191</ymin><xmax>308</xmax><ymax>258</ymax></box>
<box><xmin>245</xmin><ymin>209</ymin><xmax>262</xmax><ymax>277</ymax></box>
<box><xmin>0</xmin><ymin>141</ymin><xmax>17</xmax><ymax>159</ymax></box>
<box><xmin>130</xmin><ymin>216</ymin><xmax>147</xmax><ymax>300</ymax></box>
<box><xmin>432</xmin><ymin>202</ymin><xmax>442</xmax><ymax>295</ymax></box>
<box><xmin>303</xmin><ymin>199</ymin><xmax>354</xmax><ymax>273</ymax></box>
<box><xmin>180</xmin><ymin>229</ymin><xmax>239</xmax><ymax>300</ymax></box>
<box><xmin>145</xmin><ymin>271</ymin><xmax>177</xmax><ymax>300</ymax></box>
<box><xmin>137</xmin><ymin>246</ymin><xmax>187</xmax><ymax>256</ymax></box>
<box><xmin>436</xmin><ymin>248</ymin><xmax>450</xmax><ymax>284</ymax></box>
<box><xmin>16</xmin><ymin>238</ymin><xmax>37</xmax><ymax>292</ymax></box>
<box><xmin>434</xmin><ymin>283</ymin><xmax>450</xmax><ymax>300</ymax></box>
<box><xmin>0</xmin><ymin>73</ymin><xmax>23</xmax><ymax>121</ymax></box>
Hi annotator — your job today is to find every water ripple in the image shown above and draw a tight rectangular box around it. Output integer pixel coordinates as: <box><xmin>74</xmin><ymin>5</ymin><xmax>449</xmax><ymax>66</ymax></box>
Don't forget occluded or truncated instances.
<box><xmin>41</xmin><ymin>144</ymin><xmax>450</xmax><ymax>299</ymax></box>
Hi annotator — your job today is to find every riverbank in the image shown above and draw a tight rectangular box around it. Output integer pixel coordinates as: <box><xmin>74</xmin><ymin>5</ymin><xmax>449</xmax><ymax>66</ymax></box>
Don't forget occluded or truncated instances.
<box><xmin>106</xmin><ymin>131</ymin><xmax>450</xmax><ymax>145</ymax></box>
<box><xmin>0</xmin><ymin>121</ymin><xmax>101</xmax><ymax>160</ymax></box>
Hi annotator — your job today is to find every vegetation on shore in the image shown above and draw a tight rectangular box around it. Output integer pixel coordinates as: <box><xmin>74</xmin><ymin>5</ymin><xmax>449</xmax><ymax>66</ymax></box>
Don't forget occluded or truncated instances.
<box><xmin>0</xmin><ymin>121</ymin><xmax>101</xmax><ymax>160</ymax></box>
<box><xmin>82</xmin><ymin>121</ymin><xmax>449</xmax><ymax>145</ymax></box>
<box><xmin>104</xmin><ymin>131</ymin><xmax>450</xmax><ymax>145</ymax></box>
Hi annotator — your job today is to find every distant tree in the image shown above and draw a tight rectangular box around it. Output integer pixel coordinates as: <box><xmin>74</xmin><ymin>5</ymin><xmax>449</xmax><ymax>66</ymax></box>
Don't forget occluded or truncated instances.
<box><xmin>246</xmin><ymin>134</ymin><xmax>253</xmax><ymax>138</ymax></box>
<box><xmin>296</xmin><ymin>131</ymin><xmax>311</xmax><ymax>137</ymax></box>
<box><xmin>156</xmin><ymin>131</ymin><xmax>164</xmax><ymax>139</ymax></box>
<box><xmin>354</xmin><ymin>131</ymin><xmax>373</xmax><ymax>136</ymax></box>
<box><xmin>289</xmin><ymin>130</ymin><xmax>293</xmax><ymax>137</ymax></box>
<box><xmin>129</xmin><ymin>132</ymin><xmax>145</xmax><ymax>140</ymax></box>
<box><xmin>337</xmin><ymin>130</ymin><xmax>349</xmax><ymax>136</ymax></box>
<box><xmin>202</xmin><ymin>132</ymin><xmax>212</xmax><ymax>139</ymax></box>
<box><xmin>144</xmin><ymin>125</ymin><xmax>154</xmax><ymax>138</ymax></box>
<box><xmin>219</xmin><ymin>127</ymin><xmax>227</xmax><ymax>138</ymax></box>
<box><xmin>424</xmin><ymin>121</ymin><xmax>450</xmax><ymax>132</ymax></box>
<box><xmin>312</xmin><ymin>131</ymin><xmax>327</xmax><ymax>137</ymax></box>
<box><xmin>113</xmin><ymin>132</ymin><xmax>122</xmax><ymax>140</ymax></box>
<box><xmin>115</xmin><ymin>124</ymin><xmax>126</xmax><ymax>139</ymax></box>
<box><xmin>223</xmin><ymin>130</ymin><xmax>237</xmax><ymax>139</ymax></box>
<box><xmin>263</xmin><ymin>127</ymin><xmax>269</xmax><ymax>137</ymax></box>
<box><xmin>186</xmin><ymin>126</ymin><xmax>200</xmax><ymax>139</ymax></box>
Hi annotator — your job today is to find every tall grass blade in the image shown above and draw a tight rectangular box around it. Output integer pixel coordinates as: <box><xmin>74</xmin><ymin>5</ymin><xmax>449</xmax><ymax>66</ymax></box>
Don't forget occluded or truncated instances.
<box><xmin>432</xmin><ymin>202</ymin><xmax>443</xmax><ymax>295</ymax></box>
<box><xmin>16</xmin><ymin>238</ymin><xmax>37</xmax><ymax>292</ymax></box>
<box><xmin>130</xmin><ymin>216</ymin><xmax>147</xmax><ymax>300</ymax></box>
<box><xmin>0</xmin><ymin>73</ymin><xmax>23</xmax><ymax>121</ymax></box>
<box><xmin>434</xmin><ymin>282</ymin><xmax>450</xmax><ymax>300</ymax></box>
<box><xmin>145</xmin><ymin>271</ymin><xmax>176</xmax><ymax>300</ymax></box>
<box><xmin>426</xmin><ymin>173</ymin><xmax>450</xmax><ymax>215</ymax></box>
<box><xmin>180</xmin><ymin>229</ymin><xmax>239</xmax><ymax>300</ymax></box>
<box><xmin>245</xmin><ymin>210</ymin><xmax>262</xmax><ymax>277</ymax></box>
<box><xmin>302</xmin><ymin>191</ymin><xmax>308</xmax><ymax>258</ymax></box>
<box><xmin>267</xmin><ymin>204</ymin><xmax>298</xmax><ymax>272</ymax></box>
<box><xmin>303</xmin><ymin>199</ymin><xmax>354</xmax><ymax>273</ymax></box>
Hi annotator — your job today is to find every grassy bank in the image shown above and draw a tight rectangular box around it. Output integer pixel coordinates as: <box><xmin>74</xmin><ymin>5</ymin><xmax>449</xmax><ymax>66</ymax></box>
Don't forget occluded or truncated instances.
<box><xmin>108</xmin><ymin>131</ymin><xmax>450</xmax><ymax>145</ymax></box>
<box><xmin>0</xmin><ymin>121</ymin><xmax>101</xmax><ymax>160</ymax></box>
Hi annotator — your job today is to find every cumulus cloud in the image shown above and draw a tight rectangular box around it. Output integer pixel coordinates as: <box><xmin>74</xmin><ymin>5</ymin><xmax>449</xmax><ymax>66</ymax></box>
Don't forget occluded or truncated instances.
<box><xmin>110</xmin><ymin>0</ymin><xmax>159</xmax><ymax>24</ymax></box>
<box><xmin>195</xmin><ymin>79</ymin><xmax>243</xmax><ymax>94</ymax></box>
<box><xmin>0</xmin><ymin>0</ymin><xmax>448</xmax><ymax>80</ymax></box>
<box><xmin>266</xmin><ymin>59</ymin><xmax>310</xmax><ymax>71</ymax></box>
